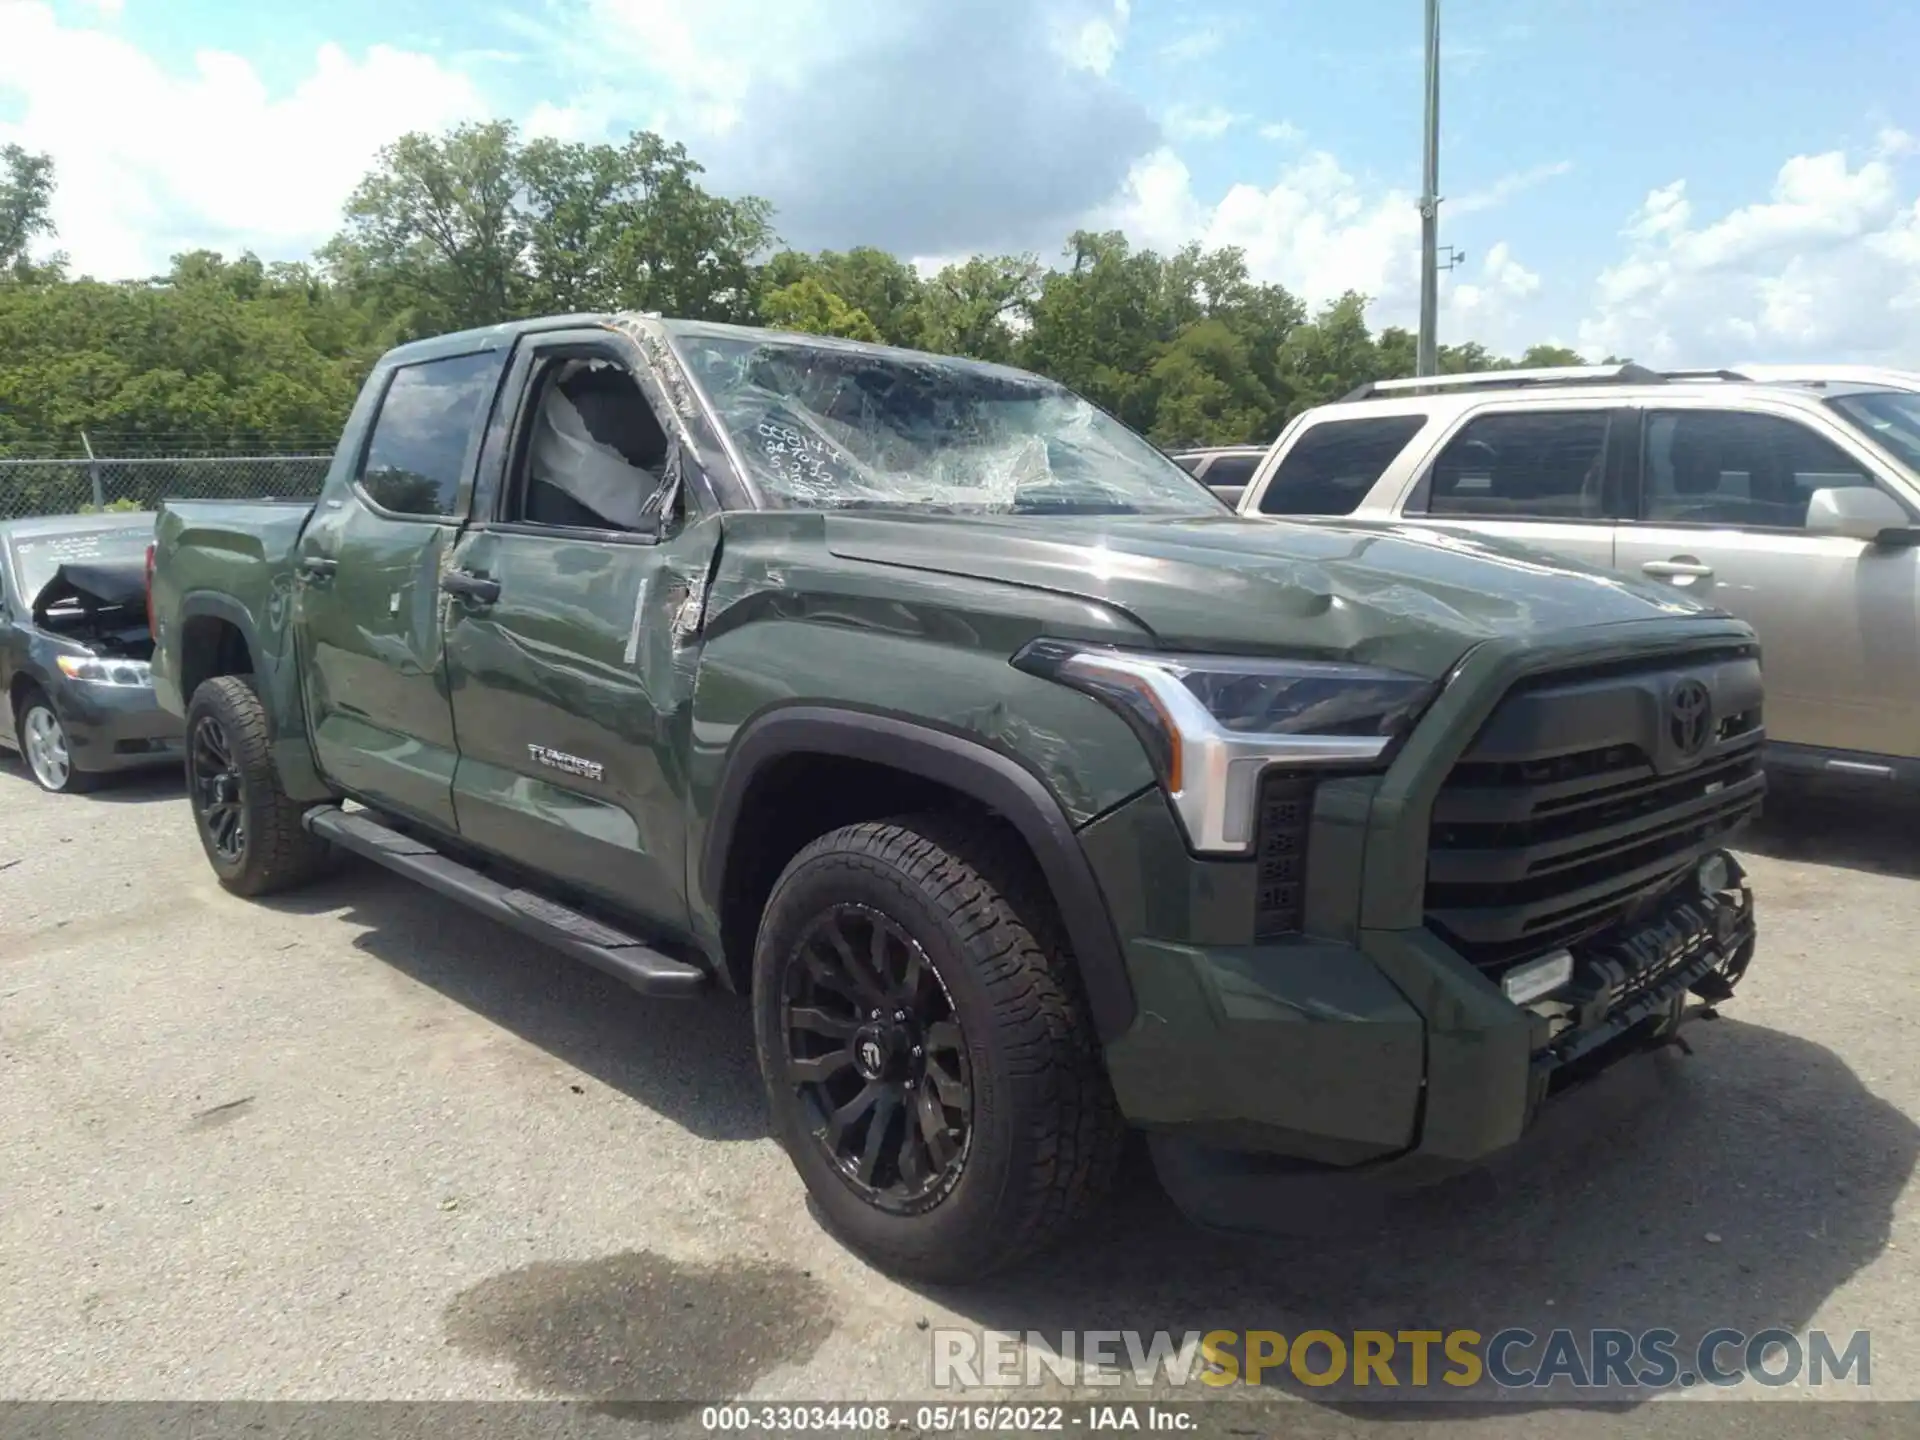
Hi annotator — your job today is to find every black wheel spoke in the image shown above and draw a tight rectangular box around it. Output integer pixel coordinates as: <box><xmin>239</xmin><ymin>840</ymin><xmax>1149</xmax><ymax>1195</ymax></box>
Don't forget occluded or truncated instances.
<box><xmin>789</xmin><ymin>1049</ymin><xmax>854</xmax><ymax>1085</ymax></box>
<box><xmin>915</xmin><ymin>1084</ymin><xmax>959</xmax><ymax>1169</ymax></box>
<box><xmin>825</xmin><ymin>1080</ymin><xmax>884</xmax><ymax>1150</ymax></box>
<box><xmin>856</xmin><ymin>1088</ymin><xmax>901</xmax><ymax>1185</ymax></box>
<box><xmin>826</xmin><ymin>922</ymin><xmax>889</xmax><ymax>1008</ymax></box>
<box><xmin>789</xmin><ymin>1005</ymin><xmax>858</xmax><ymax>1042</ymax></box>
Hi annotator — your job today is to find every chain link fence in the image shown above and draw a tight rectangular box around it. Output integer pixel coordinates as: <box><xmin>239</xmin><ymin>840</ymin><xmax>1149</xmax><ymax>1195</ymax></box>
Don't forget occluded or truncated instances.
<box><xmin>0</xmin><ymin>454</ymin><xmax>334</xmax><ymax>522</ymax></box>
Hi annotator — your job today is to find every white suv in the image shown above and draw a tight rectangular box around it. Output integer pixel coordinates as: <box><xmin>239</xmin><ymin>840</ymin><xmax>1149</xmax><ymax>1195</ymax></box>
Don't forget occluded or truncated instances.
<box><xmin>1235</xmin><ymin>363</ymin><xmax>1920</xmax><ymax>789</ymax></box>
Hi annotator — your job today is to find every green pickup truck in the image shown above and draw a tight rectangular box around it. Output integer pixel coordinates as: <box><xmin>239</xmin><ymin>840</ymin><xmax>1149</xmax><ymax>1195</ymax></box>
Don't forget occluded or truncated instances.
<box><xmin>148</xmin><ymin>314</ymin><xmax>1766</xmax><ymax>1281</ymax></box>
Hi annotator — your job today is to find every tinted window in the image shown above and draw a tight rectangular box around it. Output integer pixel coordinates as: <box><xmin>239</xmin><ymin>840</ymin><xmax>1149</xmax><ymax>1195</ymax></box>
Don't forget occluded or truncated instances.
<box><xmin>1421</xmin><ymin>411</ymin><xmax>1608</xmax><ymax>520</ymax></box>
<box><xmin>358</xmin><ymin>353</ymin><xmax>499</xmax><ymax>517</ymax></box>
<box><xmin>1259</xmin><ymin>416</ymin><xmax>1425</xmax><ymax>516</ymax></box>
<box><xmin>1826</xmin><ymin>391</ymin><xmax>1920</xmax><ymax>473</ymax></box>
<box><xmin>1643</xmin><ymin>411</ymin><xmax>1876</xmax><ymax>528</ymax></box>
<box><xmin>1172</xmin><ymin>454</ymin><xmax>1206</xmax><ymax>475</ymax></box>
<box><xmin>1202</xmin><ymin>453</ymin><xmax>1261</xmax><ymax>488</ymax></box>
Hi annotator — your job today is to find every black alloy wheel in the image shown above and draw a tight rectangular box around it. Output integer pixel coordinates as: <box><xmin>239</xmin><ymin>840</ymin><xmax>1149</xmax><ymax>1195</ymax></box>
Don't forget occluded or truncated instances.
<box><xmin>781</xmin><ymin>902</ymin><xmax>973</xmax><ymax>1213</ymax></box>
<box><xmin>191</xmin><ymin>712</ymin><xmax>246</xmax><ymax>863</ymax></box>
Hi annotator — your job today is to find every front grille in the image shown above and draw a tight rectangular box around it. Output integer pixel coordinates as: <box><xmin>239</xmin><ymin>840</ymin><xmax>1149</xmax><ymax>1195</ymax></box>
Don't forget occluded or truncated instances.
<box><xmin>1253</xmin><ymin>772</ymin><xmax>1315</xmax><ymax>939</ymax></box>
<box><xmin>1425</xmin><ymin>647</ymin><xmax>1766</xmax><ymax>971</ymax></box>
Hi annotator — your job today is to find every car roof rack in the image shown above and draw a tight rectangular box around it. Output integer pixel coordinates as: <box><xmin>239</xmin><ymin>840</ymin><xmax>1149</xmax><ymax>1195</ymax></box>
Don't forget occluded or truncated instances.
<box><xmin>1655</xmin><ymin>368</ymin><xmax>1754</xmax><ymax>382</ymax></box>
<box><xmin>1340</xmin><ymin>361</ymin><xmax>1668</xmax><ymax>402</ymax></box>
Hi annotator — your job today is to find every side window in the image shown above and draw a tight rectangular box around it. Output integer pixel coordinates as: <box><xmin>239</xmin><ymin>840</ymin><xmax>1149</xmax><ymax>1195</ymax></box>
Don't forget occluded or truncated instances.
<box><xmin>1642</xmin><ymin>410</ymin><xmax>1876</xmax><ymax>529</ymax></box>
<box><xmin>1259</xmin><ymin>415</ymin><xmax>1426</xmax><ymax>516</ymax></box>
<box><xmin>1172</xmin><ymin>454</ymin><xmax>1206</xmax><ymax>476</ymax></box>
<box><xmin>1201</xmin><ymin>453</ymin><xmax>1261</xmax><ymax>489</ymax></box>
<box><xmin>358</xmin><ymin>353</ymin><xmax>500</xmax><ymax>518</ymax></box>
<box><xmin>1419</xmin><ymin>411</ymin><xmax>1609</xmax><ymax>520</ymax></box>
<box><xmin>510</xmin><ymin>356</ymin><xmax>672</xmax><ymax>533</ymax></box>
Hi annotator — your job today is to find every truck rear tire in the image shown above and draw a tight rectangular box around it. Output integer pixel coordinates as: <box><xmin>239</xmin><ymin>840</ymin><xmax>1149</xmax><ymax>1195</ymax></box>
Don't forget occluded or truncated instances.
<box><xmin>185</xmin><ymin>675</ymin><xmax>332</xmax><ymax>897</ymax></box>
<box><xmin>751</xmin><ymin>815</ymin><xmax>1123</xmax><ymax>1283</ymax></box>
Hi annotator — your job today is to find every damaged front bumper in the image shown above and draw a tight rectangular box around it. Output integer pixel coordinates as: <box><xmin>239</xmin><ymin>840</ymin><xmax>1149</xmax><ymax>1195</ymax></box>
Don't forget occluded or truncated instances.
<box><xmin>1130</xmin><ymin>854</ymin><xmax>1757</xmax><ymax>1237</ymax></box>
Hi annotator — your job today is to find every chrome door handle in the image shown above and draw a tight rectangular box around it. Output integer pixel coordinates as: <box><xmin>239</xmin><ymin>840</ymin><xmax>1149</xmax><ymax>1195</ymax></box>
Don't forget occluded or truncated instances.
<box><xmin>1641</xmin><ymin>560</ymin><xmax>1715</xmax><ymax>579</ymax></box>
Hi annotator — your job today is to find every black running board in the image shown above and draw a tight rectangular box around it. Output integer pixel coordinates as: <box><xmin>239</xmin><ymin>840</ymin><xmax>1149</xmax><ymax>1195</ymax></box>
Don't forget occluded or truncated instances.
<box><xmin>304</xmin><ymin>806</ymin><xmax>709</xmax><ymax>997</ymax></box>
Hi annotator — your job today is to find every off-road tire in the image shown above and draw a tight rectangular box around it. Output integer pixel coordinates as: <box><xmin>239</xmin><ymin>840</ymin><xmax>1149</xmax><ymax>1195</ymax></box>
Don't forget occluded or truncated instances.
<box><xmin>752</xmin><ymin>814</ymin><xmax>1124</xmax><ymax>1283</ymax></box>
<box><xmin>185</xmin><ymin>675</ymin><xmax>332</xmax><ymax>897</ymax></box>
<box><xmin>13</xmin><ymin>686</ymin><xmax>99</xmax><ymax>794</ymax></box>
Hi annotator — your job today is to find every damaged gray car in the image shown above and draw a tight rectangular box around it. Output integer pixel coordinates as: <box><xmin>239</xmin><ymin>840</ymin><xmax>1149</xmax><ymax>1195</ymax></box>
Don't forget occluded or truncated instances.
<box><xmin>0</xmin><ymin>512</ymin><xmax>182</xmax><ymax>793</ymax></box>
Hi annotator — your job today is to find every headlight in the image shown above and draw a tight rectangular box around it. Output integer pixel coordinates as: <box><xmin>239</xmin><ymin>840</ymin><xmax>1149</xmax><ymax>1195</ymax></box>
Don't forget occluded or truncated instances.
<box><xmin>56</xmin><ymin>654</ymin><xmax>151</xmax><ymax>688</ymax></box>
<box><xmin>1012</xmin><ymin>639</ymin><xmax>1438</xmax><ymax>853</ymax></box>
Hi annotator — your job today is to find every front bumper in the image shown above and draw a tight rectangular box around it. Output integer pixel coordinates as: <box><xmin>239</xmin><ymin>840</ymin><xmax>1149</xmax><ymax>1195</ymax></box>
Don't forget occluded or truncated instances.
<box><xmin>1075</xmin><ymin>616</ymin><xmax>1766</xmax><ymax>1232</ymax></box>
<box><xmin>56</xmin><ymin>681</ymin><xmax>184</xmax><ymax>774</ymax></box>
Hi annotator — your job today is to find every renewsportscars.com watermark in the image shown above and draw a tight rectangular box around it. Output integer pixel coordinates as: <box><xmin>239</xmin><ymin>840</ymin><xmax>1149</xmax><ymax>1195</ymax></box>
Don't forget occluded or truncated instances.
<box><xmin>931</xmin><ymin>1327</ymin><xmax>1872</xmax><ymax>1393</ymax></box>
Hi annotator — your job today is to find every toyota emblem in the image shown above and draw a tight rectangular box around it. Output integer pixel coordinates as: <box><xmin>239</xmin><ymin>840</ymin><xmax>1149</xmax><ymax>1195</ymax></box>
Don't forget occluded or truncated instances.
<box><xmin>1668</xmin><ymin>678</ymin><xmax>1713</xmax><ymax>759</ymax></box>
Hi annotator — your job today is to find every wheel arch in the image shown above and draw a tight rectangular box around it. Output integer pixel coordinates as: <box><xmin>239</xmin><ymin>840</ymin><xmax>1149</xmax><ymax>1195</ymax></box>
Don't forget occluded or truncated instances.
<box><xmin>175</xmin><ymin>593</ymin><xmax>261</xmax><ymax>703</ymax></box>
<box><xmin>702</xmin><ymin>704</ymin><xmax>1137</xmax><ymax>1043</ymax></box>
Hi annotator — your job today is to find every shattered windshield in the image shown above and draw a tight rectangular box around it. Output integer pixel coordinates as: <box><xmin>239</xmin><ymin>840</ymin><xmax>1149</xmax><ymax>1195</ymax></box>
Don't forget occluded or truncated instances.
<box><xmin>670</xmin><ymin>331</ymin><xmax>1228</xmax><ymax>516</ymax></box>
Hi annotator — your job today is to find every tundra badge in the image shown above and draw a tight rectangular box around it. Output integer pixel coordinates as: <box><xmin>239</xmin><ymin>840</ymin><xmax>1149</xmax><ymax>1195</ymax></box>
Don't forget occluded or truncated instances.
<box><xmin>528</xmin><ymin>744</ymin><xmax>605</xmax><ymax>782</ymax></box>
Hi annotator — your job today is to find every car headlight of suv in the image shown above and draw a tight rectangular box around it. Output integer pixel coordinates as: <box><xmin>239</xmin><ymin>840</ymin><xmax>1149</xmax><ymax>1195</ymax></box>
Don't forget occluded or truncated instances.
<box><xmin>56</xmin><ymin>654</ymin><xmax>152</xmax><ymax>688</ymax></box>
<box><xmin>1012</xmin><ymin>639</ymin><xmax>1438</xmax><ymax>854</ymax></box>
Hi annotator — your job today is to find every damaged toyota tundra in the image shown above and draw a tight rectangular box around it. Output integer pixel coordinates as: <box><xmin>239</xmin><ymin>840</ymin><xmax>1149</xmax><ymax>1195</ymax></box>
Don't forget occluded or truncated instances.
<box><xmin>146</xmin><ymin>315</ymin><xmax>1765</xmax><ymax>1282</ymax></box>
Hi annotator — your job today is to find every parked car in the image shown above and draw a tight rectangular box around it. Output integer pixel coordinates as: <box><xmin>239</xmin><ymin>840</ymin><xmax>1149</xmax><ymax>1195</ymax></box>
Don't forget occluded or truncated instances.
<box><xmin>1169</xmin><ymin>444</ymin><xmax>1267</xmax><ymax>507</ymax></box>
<box><xmin>1237</xmin><ymin>362</ymin><xmax>1920</xmax><ymax>790</ymax></box>
<box><xmin>150</xmin><ymin>320</ymin><xmax>1764</xmax><ymax>1282</ymax></box>
<box><xmin>0</xmin><ymin>512</ymin><xmax>181</xmax><ymax>794</ymax></box>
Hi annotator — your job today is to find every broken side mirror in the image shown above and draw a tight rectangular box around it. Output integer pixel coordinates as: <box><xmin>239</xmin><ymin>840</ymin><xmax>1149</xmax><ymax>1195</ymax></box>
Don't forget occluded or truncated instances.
<box><xmin>1804</xmin><ymin>486</ymin><xmax>1920</xmax><ymax>545</ymax></box>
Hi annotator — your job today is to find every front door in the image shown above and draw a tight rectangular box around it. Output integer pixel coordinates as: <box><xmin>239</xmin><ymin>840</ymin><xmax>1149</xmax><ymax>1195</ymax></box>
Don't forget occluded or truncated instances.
<box><xmin>294</xmin><ymin>348</ymin><xmax>505</xmax><ymax>832</ymax></box>
<box><xmin>442</xmin><ymin>333</ymin><xmax>721</xmax><ymax>938</ymax></box>
<box><xmin>1612</xmin><ymin>406</ymin><xmax>1920</xmax><ymax>759</ymax></box>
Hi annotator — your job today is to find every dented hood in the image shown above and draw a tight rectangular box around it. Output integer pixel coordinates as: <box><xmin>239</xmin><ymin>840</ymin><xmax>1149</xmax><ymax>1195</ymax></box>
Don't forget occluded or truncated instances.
<box><xmin>824</xmin><ymin>511</ymin><xmax>1715</xmax><ymax>680</ymax></box>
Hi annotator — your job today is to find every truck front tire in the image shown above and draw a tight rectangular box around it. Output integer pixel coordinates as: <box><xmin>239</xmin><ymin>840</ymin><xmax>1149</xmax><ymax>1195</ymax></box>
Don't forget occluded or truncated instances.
<box><xmin>751</xmin><ymin>815</ymin><xmax>1123</xmax><ymax>1283</ymax></box>
<box><xmin>185</xmin><ymin>675</ymin><xmax>332</xmax><ymax>897</ymax></box>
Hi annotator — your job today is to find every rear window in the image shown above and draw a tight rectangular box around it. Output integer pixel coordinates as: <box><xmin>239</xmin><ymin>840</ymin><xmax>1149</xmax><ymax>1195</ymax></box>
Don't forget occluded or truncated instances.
<box><xmin>1419</xmin><ymin>411</ymin><xmax>1609</xmax><ymax>520</ymax></box>
<box><xmin>357</xmin><ymin>352</ymin><xmax>500</xmax><ymax>517</ymax></box>
<box><xmin>1200</xmin><ymin>453</ymin><xmax>1261</xmax><ymax>488</ymax></box>
<box><xmin>1257</xmin><ymin>415</ymin><xmax>1426</xmax><ymax>516</ymax></box>
<box><xmin>9</xmin><ymin>526</ymin><xmax>151</xmax><ymax>605</ymax></box>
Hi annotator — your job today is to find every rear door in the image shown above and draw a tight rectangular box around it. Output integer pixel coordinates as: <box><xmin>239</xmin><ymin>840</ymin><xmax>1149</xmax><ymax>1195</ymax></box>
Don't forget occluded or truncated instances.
<box><xmin>293</xmin><ymin>348</ymin><xmax>506</xmax><ymax>832</ymax></box>
<box><xmin>1394</xmin><ymin>406</ymin><xmax>1627</xmax><ymax>573</ymax></box>
<box><xmin>441</xmin><ymin>329</ymin><xmax>721</xmax><ymax>936</ymax></box>
<box><xmin>1612</xmin><ymin>405</ymin><xmax>1920</xmax><ymax>760</ymax></box>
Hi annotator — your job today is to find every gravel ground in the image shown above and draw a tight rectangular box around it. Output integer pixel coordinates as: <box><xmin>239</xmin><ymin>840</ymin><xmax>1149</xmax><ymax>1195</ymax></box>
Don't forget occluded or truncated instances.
<box><xmin>1</xmin><ymin>756</ymin><xmax>1916</xmax><ymax>1432</ymax></box>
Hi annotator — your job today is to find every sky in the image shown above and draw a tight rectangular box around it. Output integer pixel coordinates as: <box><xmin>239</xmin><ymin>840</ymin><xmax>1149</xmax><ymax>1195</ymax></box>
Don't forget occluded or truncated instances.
<box><xmin>4</xmin><ymin>0</ymin><xmax>1920</xmax><ymax>365</ymax></box>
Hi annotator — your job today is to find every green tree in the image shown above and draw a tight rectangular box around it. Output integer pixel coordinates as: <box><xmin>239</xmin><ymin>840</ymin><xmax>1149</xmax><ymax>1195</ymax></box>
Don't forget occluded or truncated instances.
<box><xmin>1</xmin><ymin>145</ymin><xmax>62</xmax><ymax>282</ymax></box>
<box><xmin>760</xmin><ymin>274</ymin><xmax>882</xmax><ymax>341</ymax></box>
<box><xmin>323</xmin><ymin>122</ymin><xmax>773</xmax><ymax>338</ymax></box>
<box><xmin>916</xmin><ymin>255</ymin><xmax>1041</xmax><ymax>362</ymax></box>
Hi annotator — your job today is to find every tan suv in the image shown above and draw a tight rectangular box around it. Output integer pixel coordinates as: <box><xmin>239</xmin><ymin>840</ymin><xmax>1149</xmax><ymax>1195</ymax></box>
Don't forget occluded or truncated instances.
<box><xmin>1236</xmin><ymin>363</ymin><xmax>1920</xmax><ymax>788</ymax></box>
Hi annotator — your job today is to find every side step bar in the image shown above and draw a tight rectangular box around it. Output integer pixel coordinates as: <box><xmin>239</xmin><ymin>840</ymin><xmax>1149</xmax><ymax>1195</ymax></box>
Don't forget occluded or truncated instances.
<box><xmin>304</xmin><ymin>806</ymin><xmax>709</xmax><ymax>998</ymax></box>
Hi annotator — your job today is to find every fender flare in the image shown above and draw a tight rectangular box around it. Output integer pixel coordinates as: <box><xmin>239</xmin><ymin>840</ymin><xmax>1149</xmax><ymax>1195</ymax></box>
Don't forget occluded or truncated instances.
<box><xmin>703</xmin><ymin>704</ymin><xmax>1138</xmax><ymax>1043</ymax></box>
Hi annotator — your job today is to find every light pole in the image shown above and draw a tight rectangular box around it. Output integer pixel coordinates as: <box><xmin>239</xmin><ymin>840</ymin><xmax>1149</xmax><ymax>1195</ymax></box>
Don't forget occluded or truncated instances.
<box><xmin>1416</xmin><ymin>0</ymin><xmax>1441</xmax><ymax>377</ymax></box>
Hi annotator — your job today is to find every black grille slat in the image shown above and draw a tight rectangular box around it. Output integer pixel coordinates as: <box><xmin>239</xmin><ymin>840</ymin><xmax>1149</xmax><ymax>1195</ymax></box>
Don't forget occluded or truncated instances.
<box><xmin>1428</xmin><ymin>756</ymin><xmax>1764</xmax><ymax>884</ymax></box>
<box><xmin>1253</xmin><ymin>773</ymin><xmax>1314</xmax><ymax>939</ymax></box>
<box><xmin>1425</xmin><ymin>649</ymin><xmax>1765</xmax><ymax>971</ymax></box>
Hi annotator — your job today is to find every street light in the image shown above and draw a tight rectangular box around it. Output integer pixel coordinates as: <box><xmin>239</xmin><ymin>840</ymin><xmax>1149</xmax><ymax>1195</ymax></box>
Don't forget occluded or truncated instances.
<box><xmin>1416</xmin><ymin>0</ymin><xmax>1441</xmax><ymax>377</ymax></box>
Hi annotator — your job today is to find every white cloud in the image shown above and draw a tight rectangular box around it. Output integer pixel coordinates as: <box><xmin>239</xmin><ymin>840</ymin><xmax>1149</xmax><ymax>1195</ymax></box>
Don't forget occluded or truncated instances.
<box><xmin>1052</xmin><ymin>0</ymin><xmax>1131</xmax><ymax>75</ymax></box>
<box><xmin>0</xmin><ymin>3</ymin><xmax>488</xmax><ymax>279</ymax></box>
<box><xmin>1160</xmin><ymin>27</ymin><xmax>1222</xmax><ymax>64</ymax></box>
<box><xmin>1579</xmin><ymin>134</ymin><xmax>1920</xmax><ymax>364</ymax></box>
<box><xmin>1164</xmin><ymin>104</ymin><xmax>1240</xmax><ymax>142</ymax></box>
<box><xmin>1258</xmin><ymin>121</ymin><xmax>1304</xmax><ymax>144</ymax></box>
<box><xmin>1450</xmin><ymin>160</ymin><xmax>1573</xmax><ymax>217</ymax></box>
<box><xmin>1102</xmin><ymin>145</ymin><xmax>1549</xmax><ymax>352</ymax></box>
